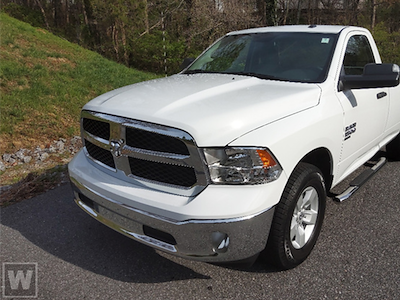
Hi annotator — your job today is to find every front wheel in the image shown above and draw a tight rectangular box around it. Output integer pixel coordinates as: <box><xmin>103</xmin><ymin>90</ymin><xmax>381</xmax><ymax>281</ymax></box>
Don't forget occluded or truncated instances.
<box><xmin>262</xmin><ymin>163</ymin><xmax>326</xmax><ymax>270</ymax></box>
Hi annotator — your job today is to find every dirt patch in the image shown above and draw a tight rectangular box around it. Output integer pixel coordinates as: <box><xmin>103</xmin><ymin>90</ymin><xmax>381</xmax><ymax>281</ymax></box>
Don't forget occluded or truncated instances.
<box><xmin>47</xmin><ymin>56</ymin><xmax>76</xmax><ymax>70</ymax></box>
<box><xmin>36</xmin><ymin>28</ymin><xmax>47</xmax><ymax>34</ymax></box>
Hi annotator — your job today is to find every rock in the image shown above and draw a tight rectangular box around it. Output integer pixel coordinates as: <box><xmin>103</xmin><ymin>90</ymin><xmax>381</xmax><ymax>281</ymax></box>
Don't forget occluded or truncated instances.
<box><xmin>23</xmin><ymin>156</ymin><xmax>32</xmax><ymax>164</ymax></box>
<box><xmin>2</xmin><ymin>154</ymin><xmax>16</xmax><ymax>164</ymax></box>
<box><xmin>2</xmin><ymin>154</ymin><xmax>12</xmax><ymax>162</ymax></box>
<box><xmin>2</xmin><ymin>136</ymin><xmax>82</xmax><ymax>170</ymax></box>
<box><xmin>48</xmin><ymin>145</ymin><xmax>57</xmax><ymax>153</ymax></box>
<box><xmin>15</xmin><ymin>149</ymin><xmax>27</xmax><ymax>160</ymax></box>
<box><xmin>71</xmin><ymin>136</ymin><xmax>81</xmax><ymax>145</ymax></box>
<box><xmin>33</xmin><ymin>146</ymin><xmax>42</xmax><ymax>154</ymax></box>
<box><xmin>39</xmin><ymin>152</ymin><xmax>49</xmax><ymax>161</ymax></box>
<box><xmin>55</xmin><ymin>140</ymin><xmax>65</xmax><ymax>151</ymax></box>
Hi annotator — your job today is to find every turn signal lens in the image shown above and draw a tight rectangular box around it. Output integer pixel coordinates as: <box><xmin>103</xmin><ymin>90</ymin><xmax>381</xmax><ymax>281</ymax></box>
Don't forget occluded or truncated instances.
<box><xmin>256</xmin><ymin>149</ymin><xmax>277</xmax><ymax>168</ymax></box>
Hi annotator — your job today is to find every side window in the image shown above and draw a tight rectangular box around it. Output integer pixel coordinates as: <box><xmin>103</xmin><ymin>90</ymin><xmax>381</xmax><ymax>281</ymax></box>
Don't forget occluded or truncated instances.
<box><xmin>343</xmin><ymin>35</ymin><xmax>375</xmax><ymax>75</ymax></box>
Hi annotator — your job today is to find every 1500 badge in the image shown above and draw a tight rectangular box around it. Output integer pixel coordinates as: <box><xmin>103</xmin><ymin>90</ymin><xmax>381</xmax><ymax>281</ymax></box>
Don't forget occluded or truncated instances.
<box><xmin>344</xmin><ymin>122</ymin><xmax>357</xmax><ymax>140</ymax></box>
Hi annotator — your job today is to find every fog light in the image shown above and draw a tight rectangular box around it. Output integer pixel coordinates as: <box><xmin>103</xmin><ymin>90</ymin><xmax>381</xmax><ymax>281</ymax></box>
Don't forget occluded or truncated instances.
<box><xmin>212</xmin><ymin>232</ymin><xmax>230</xmax><ymax>253</ymax></box>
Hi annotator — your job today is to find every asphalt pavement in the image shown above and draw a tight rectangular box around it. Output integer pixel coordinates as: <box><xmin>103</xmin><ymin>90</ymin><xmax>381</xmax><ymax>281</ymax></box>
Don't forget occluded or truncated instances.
<box><xmin>1</xmin><ymin>157</ymin><xmax>399</xmax><ymax>299</ymax></box>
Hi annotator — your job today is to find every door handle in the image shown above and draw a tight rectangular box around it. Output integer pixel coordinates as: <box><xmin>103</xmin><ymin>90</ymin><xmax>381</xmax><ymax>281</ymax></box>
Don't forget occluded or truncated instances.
<box><xmin>377</xmin><ymin>92</ymin><xmax>387</xmax><ymax>99</ymax></box>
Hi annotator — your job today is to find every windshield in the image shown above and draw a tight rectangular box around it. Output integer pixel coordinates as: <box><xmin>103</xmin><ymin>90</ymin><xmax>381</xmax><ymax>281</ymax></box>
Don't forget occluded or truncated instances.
<box><xmin>185</xmin><ymin>32</ymin><xmax>338</xmax><ymax>83</ymax></box>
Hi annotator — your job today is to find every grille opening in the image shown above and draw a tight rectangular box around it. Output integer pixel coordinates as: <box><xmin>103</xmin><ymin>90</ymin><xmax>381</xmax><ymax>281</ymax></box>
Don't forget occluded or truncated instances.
<box><xmin>126</xmin><ymin>127</ymin><xmax>189</xmax><ymax>155</ymax></box>
<box><xmin>83</xmin><ymin>118</ymin><xmax>110</xmax><ymax>140</ymax></box>
<box><xmin>128</xmin><ymin>157</ymin><xmax>197</xmax><ymax>187</ymax></box>
<box><xmin>79</xmin><ymin>193</ymin><xmax>95</xmax><ymax>210</ymax></box>
<box><xmin>143</xmin><ymin>225</ymin><xmax>177</xmax><ymax>245</ymax></box>
<box><xmin>85</xmin><ymin>139</ymin><xmax>115</xmax><ymax>169</ymax></box>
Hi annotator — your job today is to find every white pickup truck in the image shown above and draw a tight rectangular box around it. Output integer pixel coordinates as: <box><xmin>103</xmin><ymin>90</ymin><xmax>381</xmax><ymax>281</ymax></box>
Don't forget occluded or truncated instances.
<box><xmin>68</xmin><ymin>25</ymin><xmax>400</xmax><ymax>269</ymax></box>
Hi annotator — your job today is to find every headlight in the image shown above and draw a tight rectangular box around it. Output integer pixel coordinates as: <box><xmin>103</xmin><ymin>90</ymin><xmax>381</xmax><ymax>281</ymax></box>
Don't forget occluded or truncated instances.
<box><xmin>203</xmin><ymin>147</ymin><xmax>282</xmax><ymax>184</ymax></box>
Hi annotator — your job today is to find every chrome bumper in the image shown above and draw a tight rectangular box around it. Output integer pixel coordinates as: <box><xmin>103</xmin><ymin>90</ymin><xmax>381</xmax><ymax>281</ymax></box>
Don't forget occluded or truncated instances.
<box><xmin>70</xmin><ymin>178</ymin><xmax>275</xmax><ymax>262</ymax></box>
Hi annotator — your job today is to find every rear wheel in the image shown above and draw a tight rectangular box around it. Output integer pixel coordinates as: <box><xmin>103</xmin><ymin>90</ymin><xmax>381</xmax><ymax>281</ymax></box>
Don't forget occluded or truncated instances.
<box><xmin>262</xmin><ymin>163</ymin><xmax>326</xmax><ymax>270</ymax></box>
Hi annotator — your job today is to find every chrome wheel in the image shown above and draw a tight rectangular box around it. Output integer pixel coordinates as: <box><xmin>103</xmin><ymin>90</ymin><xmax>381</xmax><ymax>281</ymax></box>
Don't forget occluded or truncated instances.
<box><xmin>290</xmin><ymin>187</ymin><xmax>319</xmax><ymax>249</ymax></box>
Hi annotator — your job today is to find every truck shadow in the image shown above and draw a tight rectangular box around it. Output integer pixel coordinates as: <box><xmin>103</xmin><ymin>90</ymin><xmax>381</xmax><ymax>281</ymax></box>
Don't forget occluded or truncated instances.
<box><xmin>0</xmin><ymin>182</ymin><xmax>278</xmax><ymax>283</ymax></box>
<box><xmin>1</xmin><ymin>183</ymin><xmax>212</xmax><ymax>283</ymax></box>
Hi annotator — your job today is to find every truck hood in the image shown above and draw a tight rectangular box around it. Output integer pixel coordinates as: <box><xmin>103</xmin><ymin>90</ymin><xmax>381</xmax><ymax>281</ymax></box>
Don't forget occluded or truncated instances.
<box><xmin>84</xmin><ymin>74</ymin><xmax>321</xmax><ymax>146</ymax></box>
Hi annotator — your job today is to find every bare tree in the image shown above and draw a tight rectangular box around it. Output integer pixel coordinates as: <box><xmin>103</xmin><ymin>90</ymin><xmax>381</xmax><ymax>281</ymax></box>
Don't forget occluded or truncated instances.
<box><xmin>34</xmin><ymin>0</ymin><xmax>50</xmax><ymax>29</ymax></box>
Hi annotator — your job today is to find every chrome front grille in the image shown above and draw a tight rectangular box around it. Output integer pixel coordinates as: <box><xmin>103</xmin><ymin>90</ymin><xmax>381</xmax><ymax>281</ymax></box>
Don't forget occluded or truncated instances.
<box><xmin>84</xmin><ymin>140</ymin><xmax>115</xmax><ymax>169</ymax></box>
<box><xmin>127</xmin><ymin>157</ymin><xmax>197</xmax><ymax>187</ymax></box>
<box><xmin>81</xmin><ymin>110</ymin><xmax>209</xmax><ymax>196</ymax></box>
<box><xmin>125</xmin><ymin>127</ymin><xmax>190</xmax><ymax>155</ymax></box>
<box><xmin>82</xmin><ymin>118</ymin><xmax>110</xmax><ymax>140</ymax></box>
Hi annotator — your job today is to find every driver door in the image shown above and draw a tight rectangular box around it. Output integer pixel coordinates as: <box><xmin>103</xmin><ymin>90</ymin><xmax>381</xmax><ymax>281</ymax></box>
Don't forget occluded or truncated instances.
<box><xmin>336</xmin><ymin>34</ymin><xmax>389</xmax><ymax>179</ymax></box>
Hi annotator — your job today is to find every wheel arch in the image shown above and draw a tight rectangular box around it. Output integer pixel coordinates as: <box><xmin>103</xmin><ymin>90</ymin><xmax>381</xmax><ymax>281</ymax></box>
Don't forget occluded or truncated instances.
<box><xmin>297</xmin><ymin>147</ymin><xmax>334</xmax><ymax>191</ymax></box>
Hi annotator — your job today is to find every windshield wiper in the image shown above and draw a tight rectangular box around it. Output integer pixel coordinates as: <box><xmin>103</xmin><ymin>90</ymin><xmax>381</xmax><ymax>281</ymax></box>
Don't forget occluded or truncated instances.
<box><xmin>184</xmin><ymin>70</ymin><xmax>280</xmax><ymax>80</ymax></box>
<box><xmin>184</xmin><ymin>69</ymin><xmax>213</xmax><ymax>74</ymax></box>
<box><xmin>230</xmin><ymin>72</ymin><xmax>279</xmax><ymax>80</ymax></box>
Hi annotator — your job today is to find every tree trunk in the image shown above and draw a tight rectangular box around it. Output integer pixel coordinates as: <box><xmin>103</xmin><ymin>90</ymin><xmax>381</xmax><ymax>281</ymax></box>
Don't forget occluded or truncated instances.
<box><xmin>144</xmin><ymin>0</ymin><xmax>149</xmax><ymax>34</ymax></box>
<box><xmin>34</xmin><ymin>0</ymin><xmax>50</xmax><ymax>30</ymax></box>
<box><xmin>120</xmin><ymin>21</ymin><xmax>129</xmax><ymax>66</ymax></box>
<box><xmin>112</xmin><ymin>24</ymin><xmax>120</xmax><ymax>62</ymax></box>
<box><xmin>265</xmin><ymin>0</ymin><xmax>277</xmax><ymax>26</ymax></box>
<box><xmin>81</xmin><ymin>0</ymin><xmax>89</xmax><ymax>27</ymax></box>
<box><xmin>297</xmin><ymin>0</ymin><xmax>303</xmax><ymax>24</ymax></box>
<box><xmin>371</xmin><ymin>0</ymin><xmax>376</xmax><ymax>31</ymax></box>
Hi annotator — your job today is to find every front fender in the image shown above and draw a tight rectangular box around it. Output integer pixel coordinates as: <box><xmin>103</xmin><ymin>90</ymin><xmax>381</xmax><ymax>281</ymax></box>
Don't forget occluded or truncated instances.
<box><xmin>229</xmin><ymin>99</ymin><xmax>343</xmax><ymax>183</ymax></box>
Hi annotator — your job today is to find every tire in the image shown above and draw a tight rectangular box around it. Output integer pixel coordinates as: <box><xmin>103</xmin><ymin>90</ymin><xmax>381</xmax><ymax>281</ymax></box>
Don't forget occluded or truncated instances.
<box><xmin>386</xmin><ymin>133</ymin><xmax>400</xmax><ymax>161</ymax></box>
<box><xmin>262</xmin><ymin>163</ymin><xmax>326</xmax><ymax>270</ymax></box>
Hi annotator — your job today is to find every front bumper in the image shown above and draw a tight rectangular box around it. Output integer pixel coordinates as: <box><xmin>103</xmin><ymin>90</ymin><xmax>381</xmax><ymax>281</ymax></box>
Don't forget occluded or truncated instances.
<box><xmin>68</xmin><ymin>149</ymin><xmax>282</xmax><ymax>262</ymax></box>
<box><xmin>70</xmin><ymin>177</ymin><xmax>275</xmax><ymax>262</ymax></box>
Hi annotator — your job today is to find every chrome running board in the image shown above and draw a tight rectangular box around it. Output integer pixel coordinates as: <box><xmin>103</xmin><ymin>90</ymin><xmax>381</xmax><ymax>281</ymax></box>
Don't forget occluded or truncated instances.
<box><xmin>334</xmin><ymin>157</ymin><xmax>387</xmax><ymax>202</ymax></box>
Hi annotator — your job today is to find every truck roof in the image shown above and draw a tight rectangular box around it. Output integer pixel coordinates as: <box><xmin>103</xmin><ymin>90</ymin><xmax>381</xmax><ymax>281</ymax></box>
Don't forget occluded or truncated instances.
<box><xmin>228</xmin><ymin>25</ymin><xmax>350</xmax><ymax>35</ymax></box>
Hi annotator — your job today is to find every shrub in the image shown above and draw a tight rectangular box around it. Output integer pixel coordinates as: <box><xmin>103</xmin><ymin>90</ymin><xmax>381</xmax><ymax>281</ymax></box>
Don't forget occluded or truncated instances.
<box><xmin>372</xmin><ymin>23</ymin><xmax>400</xmax><ymax>65</ymax></box>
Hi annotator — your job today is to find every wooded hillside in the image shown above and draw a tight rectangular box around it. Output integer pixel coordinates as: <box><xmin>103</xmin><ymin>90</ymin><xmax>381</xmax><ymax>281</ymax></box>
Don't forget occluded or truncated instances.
<box><xmin>2</xmin><ymin>0</ymin><xmax>399</xmax><ymax>74</ymax></box>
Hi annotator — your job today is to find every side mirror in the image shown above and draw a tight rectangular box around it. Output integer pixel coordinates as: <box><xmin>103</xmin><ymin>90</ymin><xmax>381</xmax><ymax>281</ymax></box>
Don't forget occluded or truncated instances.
<box><xmin>180</xmin><ymin>58</ymin><xmax>195</xmax><ymax>71</ymax></box>
<box><xmin>339</xmin><ymin>63</ymin><xmax>400</xmax><ymax>91</ymax></box>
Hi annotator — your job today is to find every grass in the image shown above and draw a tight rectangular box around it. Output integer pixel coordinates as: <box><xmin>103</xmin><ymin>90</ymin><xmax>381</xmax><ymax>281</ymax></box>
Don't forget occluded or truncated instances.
<box><xmin>0</xmin><ymin>13</ymin><xmax>160</xmax><ymax>154</ymax></box>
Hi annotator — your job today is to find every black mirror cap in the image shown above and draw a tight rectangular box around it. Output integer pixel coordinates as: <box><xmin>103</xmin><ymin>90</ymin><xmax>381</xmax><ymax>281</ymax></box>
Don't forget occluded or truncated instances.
<box><xmin>339</xmin><ymin>63</ymin><xmax>400</xmax><ymax>91</ymax></box>
<box><xmin>180</xmin><ymin>58</ymin><xmax>195</xmax><ymax>71</ymax></box>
